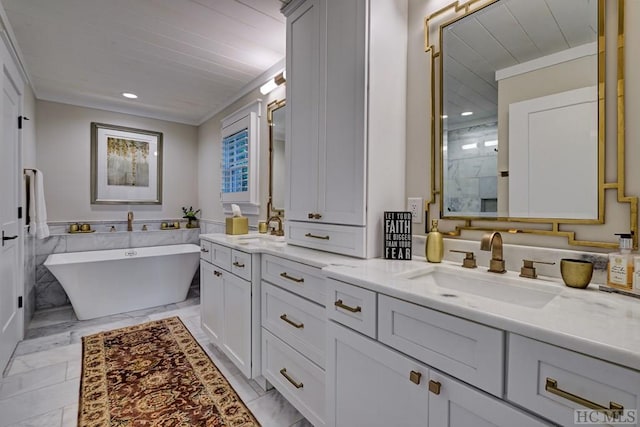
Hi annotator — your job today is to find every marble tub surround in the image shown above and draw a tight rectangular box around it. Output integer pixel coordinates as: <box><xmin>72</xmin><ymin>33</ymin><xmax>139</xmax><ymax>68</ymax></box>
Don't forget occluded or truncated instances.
<box><xmin>412</xmin><ymin>236</ymin><xmax>609</xmax><ymax>284</ymax></box>
<box><xmin>23</xmin><ymin>229</ymin><xmax>37</xmax><ymax>325</ymax></box>
<box><xmin>323</xmin><ymin>258</ymin><xmax>640</xmax><ymax>372</ymax></box>
<box><xmin>47</xmin><ymin>219</ymin><xmax>199</xmax><ymax>234</ymax></box>
<box><xmin>35</xmin><ymin>225</ymin><xmax>200</xmax><ymax>310</ymax></box>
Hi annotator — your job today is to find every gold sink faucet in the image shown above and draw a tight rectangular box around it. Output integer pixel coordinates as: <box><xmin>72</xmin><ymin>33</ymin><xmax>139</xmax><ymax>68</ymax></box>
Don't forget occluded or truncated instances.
<box><xmin>480</xmin><ymin>232</ymin><xmax>506</xmax><ymax>273</ymax></box>
<box><xmin>267</xmin><ymin>216</ymin><xmax>284</xmax><ymax>236</ymax></box>
<box><xmin>127</xmin><ymin>211</ymin><xmax>134</xmax><ymax>232</ymax></box>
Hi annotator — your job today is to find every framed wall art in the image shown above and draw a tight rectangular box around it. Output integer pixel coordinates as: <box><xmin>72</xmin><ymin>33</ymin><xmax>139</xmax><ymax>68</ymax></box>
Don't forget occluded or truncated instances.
<box><xmin>91</xmin><ymin>122</ymin><xmax>163</xmax><ymax>204</ymax></box>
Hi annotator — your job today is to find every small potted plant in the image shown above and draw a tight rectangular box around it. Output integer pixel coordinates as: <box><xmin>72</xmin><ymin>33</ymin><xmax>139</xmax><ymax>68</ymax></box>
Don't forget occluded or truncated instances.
<box><xmin>182</xmin><ymin>206</ymin><xmax>201</xmax><ymax>228</ymax></box>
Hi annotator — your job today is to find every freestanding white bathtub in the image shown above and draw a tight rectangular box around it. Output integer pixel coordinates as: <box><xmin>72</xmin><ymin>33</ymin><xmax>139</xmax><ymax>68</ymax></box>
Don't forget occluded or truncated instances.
<box><xmin>44</xmin><ymin>244</ymin><xmax>201</xmax><ymax>320</ymax></box>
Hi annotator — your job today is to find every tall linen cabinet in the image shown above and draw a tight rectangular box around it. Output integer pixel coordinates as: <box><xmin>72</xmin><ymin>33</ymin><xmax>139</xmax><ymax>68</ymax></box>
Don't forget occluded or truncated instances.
<box><xmin>282</xmin><ymin>0</ymin><xmax>408</xmax><ymax>258</ymax></box>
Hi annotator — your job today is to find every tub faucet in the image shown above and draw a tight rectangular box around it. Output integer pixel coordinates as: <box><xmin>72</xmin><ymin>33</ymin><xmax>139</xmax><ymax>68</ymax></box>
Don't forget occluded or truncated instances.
<box><xmin>127</xmin><ymin>211</ymin><xmax>133</xmax><ymax>232</ymax></box>
<box><xmin>480</xmin><ymin>231</ymin><xmax>506</xmax><ymax>273</ymax></box>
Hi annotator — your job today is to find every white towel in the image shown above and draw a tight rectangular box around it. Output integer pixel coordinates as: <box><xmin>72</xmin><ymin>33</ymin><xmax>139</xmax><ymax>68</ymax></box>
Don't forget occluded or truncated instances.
<box><xmin>27</xmin><ymin>168</ymin><xmax>50</xmax><ymax>239</ymax></box>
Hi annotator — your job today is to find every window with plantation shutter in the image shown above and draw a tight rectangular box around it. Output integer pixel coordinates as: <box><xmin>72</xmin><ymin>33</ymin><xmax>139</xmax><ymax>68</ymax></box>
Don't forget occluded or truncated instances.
<box><xmin>220</xmin><ymin>100</ymin><xmax>261</xmax><ymax>214</ymax></box>
<box><xmin>221</xmin><ymin>128</ymin><xmax>249</xmax><ymax>194</ymax></box>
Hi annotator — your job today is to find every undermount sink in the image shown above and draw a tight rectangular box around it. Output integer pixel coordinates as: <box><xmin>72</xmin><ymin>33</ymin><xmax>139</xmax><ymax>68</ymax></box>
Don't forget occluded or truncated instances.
<box><xmin>230</xmin><ymin>234</ymin><xmax>286</xmax><ymax>246</ymax></box>
<box><xmin>398</xmin><ymin>265</ymin><xmax>561</xmax><ymax>308</ymax></box>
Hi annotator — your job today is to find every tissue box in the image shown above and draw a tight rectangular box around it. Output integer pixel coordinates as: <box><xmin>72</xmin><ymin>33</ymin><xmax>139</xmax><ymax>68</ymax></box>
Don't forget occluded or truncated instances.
<box><xmin>226</xmin><ymin>217</ymin><xmax>248</xmax><ymax>235</ymax></box>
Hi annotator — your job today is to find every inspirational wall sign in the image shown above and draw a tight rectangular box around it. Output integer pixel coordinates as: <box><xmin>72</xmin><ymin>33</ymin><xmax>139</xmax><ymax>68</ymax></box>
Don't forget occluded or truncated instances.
<box><xmin>384</xmin><ymin>211</ymin><xmax>412</xmax><ymax>260</ymax></box>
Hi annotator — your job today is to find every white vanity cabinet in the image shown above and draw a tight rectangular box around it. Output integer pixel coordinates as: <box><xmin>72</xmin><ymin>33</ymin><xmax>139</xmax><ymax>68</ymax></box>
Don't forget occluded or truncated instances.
<box><xmin>282</xmin><ymin>0</ymin><xmax>407</xmax><ymax>258</ymax></box>
<box><xmin>261</xmin><ymin>254</ymin><xmax>327</xmax><ymax>426</ymax></box>
<box><xmin>508</xmin><ymin>334</ymin><xmax>640</xmax><ymax>426</ymax></box>
<box><xmin>325</xmin><ymin>277</ymin><xmax>553</xmax><ymax>427</ymax></box>
<box><xmin>427</xmin><ymin>370</ymin><xmax>552</xmax><ymax>427</ymax></box>
<box><xmin>327</xmin><ymin>321</ymin><xmax>431</xmax><ymax>427</ymax></box>
<box><xmin>199</xmin><ymin>241</ymin><xmax>262</xmax><ymax>382</ymax></box>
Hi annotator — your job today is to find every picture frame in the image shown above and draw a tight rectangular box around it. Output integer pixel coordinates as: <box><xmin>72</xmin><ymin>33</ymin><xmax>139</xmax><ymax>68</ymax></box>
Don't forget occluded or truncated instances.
<box><xmin>91</xmin><ymin>122</ymin><xmax>163</xmax><ymax>204</ymax></box>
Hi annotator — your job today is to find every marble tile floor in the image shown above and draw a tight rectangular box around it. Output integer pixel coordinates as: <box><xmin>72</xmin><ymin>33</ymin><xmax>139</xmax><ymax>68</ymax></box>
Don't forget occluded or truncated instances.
<box><xmin>1</xmin><ymin>299</ymin><xmax>313</xmax><ymax>427</ymax></box>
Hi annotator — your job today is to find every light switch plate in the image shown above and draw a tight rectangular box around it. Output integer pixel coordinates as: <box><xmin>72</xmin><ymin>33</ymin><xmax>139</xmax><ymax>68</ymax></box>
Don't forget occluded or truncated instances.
<box><xmin>407</xmin><ymin>197</ymin><xmax>423</xmax><ymax>223</ymax></box>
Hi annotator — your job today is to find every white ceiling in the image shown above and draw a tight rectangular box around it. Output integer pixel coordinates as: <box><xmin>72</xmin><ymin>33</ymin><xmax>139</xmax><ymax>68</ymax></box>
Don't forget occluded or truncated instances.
<box><xmin>443</xmin><ymin>0</ymin><xmax>597</xmax><ymax>129</ymax></box>
<box><xmin>2</xmin><ymin>0</ymin><xmax>286</xmax><ymax>125</ymax></box>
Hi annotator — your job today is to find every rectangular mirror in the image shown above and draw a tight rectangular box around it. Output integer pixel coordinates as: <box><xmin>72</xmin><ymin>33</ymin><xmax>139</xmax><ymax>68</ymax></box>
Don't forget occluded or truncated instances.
<box><xmin>441</xmin><ymin>0</ymin><xmax>599</xmax><ymax>219</ymax></box>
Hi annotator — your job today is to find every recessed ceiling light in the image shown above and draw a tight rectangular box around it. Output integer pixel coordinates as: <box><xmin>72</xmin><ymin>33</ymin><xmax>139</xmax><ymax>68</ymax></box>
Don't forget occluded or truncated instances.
<box><xmin>461</xmin><ymin>111</ymin><xmax>473</xmax><ymax>116</ymax></box>
<box><xmin>122</xmin><ymin>92</ymin><xmax>138</xmax><ymax>99</ymax></box>
<box><xmin>462</xmin><ymin>143</ymin><xmax>477</xmax><ymax>150</ymax></box>
<box><xmin>484</xmin><ymin>140</ymin><xmax>498</xmax><ymax>147</ymax></box>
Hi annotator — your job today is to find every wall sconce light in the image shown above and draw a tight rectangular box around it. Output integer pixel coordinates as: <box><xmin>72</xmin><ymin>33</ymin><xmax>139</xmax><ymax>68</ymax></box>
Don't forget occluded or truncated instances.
<box><xmin>260</xmin><ymin>70</ymin><xmax>286</xmax><ymax>95</ymax></box>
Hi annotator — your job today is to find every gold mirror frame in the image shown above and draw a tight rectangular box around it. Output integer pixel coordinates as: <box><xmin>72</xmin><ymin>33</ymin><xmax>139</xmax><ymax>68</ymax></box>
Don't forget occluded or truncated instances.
<box><xmin>424</xmin><ymin>0</ymin><xmax>637</xmax><ymax>249</ymax></box>
<box><xmin>267</xmin><ymin>98</ymin><xmax>286</xmax><ymax>218</ymax></box>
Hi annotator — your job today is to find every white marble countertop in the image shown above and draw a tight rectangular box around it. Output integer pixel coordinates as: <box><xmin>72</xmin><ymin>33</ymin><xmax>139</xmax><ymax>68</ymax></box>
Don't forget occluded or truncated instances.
<box><xmin>324</xmin><ymin>258</ymin><xmax>640</xmax><ymax>372</ymax></box>
<box><xmin>199</xmin><ymin>233</ymin><xmax>640</xmax><ymax>372</ymax></box>
<box><xmin>199</xmin><ymin>233</ymin><xmax>362</xmax><ymax>268</ymax></box>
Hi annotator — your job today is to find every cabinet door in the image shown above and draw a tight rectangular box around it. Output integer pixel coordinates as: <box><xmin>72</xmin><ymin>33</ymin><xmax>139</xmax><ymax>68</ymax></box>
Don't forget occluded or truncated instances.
<box><xmin>327</xmin><ymin>322</ymin><xmax>429</xmax><ymax>427</ymax></box>
<box><xmin>222</xmin><ymin>272</ymin><xmax>252</xmax><ymax>378</ymax></box>
<box><xmin>428</xmin><ymin>371</ymin><xmax>551</xmax><ymax>427</ymax></box>
<box><xmin>286</xmin><ymin>0</ymin><xmax>322</xmax><ymax>221</ymax></box>
<box><xmin>200</xmin><ymin>261</ymin><xmax>223</xmax><ymax>347</ymax></box>
<box><xmin>320</xmin><ymin>0</ymin><xmax>366</xmax><ymax>226</ymax></box>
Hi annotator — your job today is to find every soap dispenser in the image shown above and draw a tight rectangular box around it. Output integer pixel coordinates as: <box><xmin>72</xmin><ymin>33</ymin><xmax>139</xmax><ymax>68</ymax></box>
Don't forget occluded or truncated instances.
<box><xmin>607</xmin><ymin>232</ymin><xmax>634</xmax><ymax>289</ymax></box>
<box><xmin>426</xmin><ymin>219</ymin><xmax>444</xmax><ymax>263</ymax></box>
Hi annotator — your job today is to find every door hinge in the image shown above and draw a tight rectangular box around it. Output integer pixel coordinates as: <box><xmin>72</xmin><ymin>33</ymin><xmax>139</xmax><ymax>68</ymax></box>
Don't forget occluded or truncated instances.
<box><xmin>18</xmin><ymin>206</ymin><xmax>22</xmax><ymax>219</ymax></box>
<box><xmin>18</xmin><ymin>115</ymin><xmax>29</xmax><ymax>129</ymax></box>
<box><xmin>18</xmin><ymin>296</ymin><xmax>23</xmax><ymax>308</ymax></box>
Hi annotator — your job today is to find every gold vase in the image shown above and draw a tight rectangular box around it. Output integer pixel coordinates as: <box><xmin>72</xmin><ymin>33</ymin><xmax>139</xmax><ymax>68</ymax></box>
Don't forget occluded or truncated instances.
<box><xmin>426</xmin><ymin>220</ymin><xmax>444</xmax><ymax>263</ymax></box>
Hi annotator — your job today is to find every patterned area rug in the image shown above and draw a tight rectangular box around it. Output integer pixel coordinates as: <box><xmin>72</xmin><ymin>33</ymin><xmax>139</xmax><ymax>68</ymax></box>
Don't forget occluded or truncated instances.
<box><xmin>79</xmin><ymin>316</ymin><xmax>260</xmax><ymax>426</ymax></box>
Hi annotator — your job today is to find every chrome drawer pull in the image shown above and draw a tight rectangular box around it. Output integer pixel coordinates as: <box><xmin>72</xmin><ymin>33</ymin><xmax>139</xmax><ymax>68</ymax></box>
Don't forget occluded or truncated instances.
<box><xmin>280</xmin><ymin>368</ymin><xmax>303</xmax><ymax>389</ymax></box>
<box><xmin>334</xmin><ymin>299</ymin><xmax>361</xmax><ymax>313</ymax></box>
<box><xmin>280</xmin><ymin>314</ymin><xmax>304</xmax><ymax>329</ymax></box>
<box><xmin>213</xmin><ymin>270</ymin><xmax>222</xmax><ymax>277</ymax></box>
<box><xmin>200</xmin><ymin>247</ymin><xmax>209</xmax><ymax>253</ymax></box>
<box><xmin>308</xmin><ymin>213</ymin><xmax>322</xmax><ymax>219</ymax></box>
<box><xmin>545</xmin><ymin>378</ymin><xmax>623</xmax><ymax>413</ymax></box>
<box><xmin>305</xmin><ymin>233</ymin><xmax>330</xmax><ymax>240</ymax></box>
<box><xmin>280</xmin><ymin>272</ymin><xmax>305</xmax><ymax>283</ymax></box>
<box><xmin>233</xmin><ymin>261</ymin><xmax>245</xmax><ymax>268</ymax></box>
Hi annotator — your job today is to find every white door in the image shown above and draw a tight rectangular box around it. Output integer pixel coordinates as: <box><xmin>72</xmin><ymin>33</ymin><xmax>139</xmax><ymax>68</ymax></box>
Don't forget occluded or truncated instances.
<box><xmin>326</xmin><ymin>322</ymin><xmax>430</xmax><ymax>427</ymax></box>
<box><xmin>222</xmin><ymin>272</ymin><xmax>251</xmax><ymax>378</ymax></box>
<box><xmin>0</xmin><ymin>40</ymin><xmax>23</xmax><ymax>373</ymax></box>
<box><xmin>285</xmin><ymin>0</ymin><xmax>321</xmax><ymax>222</ymax></box>
<box><xmin>428</xmin><ymin>372</ymin><xmax>550</xmax><ymax>427</ymax></box>
<box><xmin>321</xmin><ymin>0</ymin><xmax>366</xmax><ymax>226</ymax></box>
<box><xmin>200</xmin><ymin>261</ymin><xmax>223</xmax><ymax>347</ymax></box>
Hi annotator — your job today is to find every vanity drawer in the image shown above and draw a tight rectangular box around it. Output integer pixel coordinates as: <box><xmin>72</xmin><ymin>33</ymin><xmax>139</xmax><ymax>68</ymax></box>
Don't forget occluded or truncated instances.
<box><xmin>262</xmin><ymin>281</ymin><xmax>326</xmax><ymax>368</ymax></box>
<box><xmin>285</xmin><ymin>221</ymin><xmax>366</xmax><ymax>258</ymax></box>
<box><xmin>326</xmin><ymin>278</ymin><xmax>377</xmax><ymax>339</ymax></box>
<box><xmin>507</xmin><ymin>334</ymin><xmax>640</xmax><ymax>426</ymax></box>
<box><xmin>378</xmin><ymin>295</ymin><xmax>504</xmax><ymax>397</ymax></box>
<box><xmin>261</xmin><ymin>254</ymin><xmax>325</xmax><ymax>304</ymax></box>
<box><xmin>262</xmin><ymin>329</ymin><xmax>326</xmax><ymax>427</ymax></box>
<box><xmin>200</xmin><ymin>240</ymin><xmax>212</xmax><ymax>263</ymax></box>
<box><xmin>210</xmin><ymin>243</ymin><xmax>231</xmax><ymax>270</ymax></box>
<box><xmin>231</xmin><ymin>249</ymin><xmax>252</xmax><ymax>281</ymax></box>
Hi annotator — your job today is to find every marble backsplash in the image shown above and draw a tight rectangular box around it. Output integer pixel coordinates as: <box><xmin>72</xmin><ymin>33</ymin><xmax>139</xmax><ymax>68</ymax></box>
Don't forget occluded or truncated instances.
<box><xmin>23</xmin><ymin>228</ymin><xmax>36</xmax><ymax>325</ymax></box>
<box><xmin>36</xmin><ymin>220</ymin><xmax>202</xmax><ymax>311</ymax></box>
<box><xmin>412</xmin><ymin>235</ymin><xmax>609</xmax><ymax>285</ymax></box>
